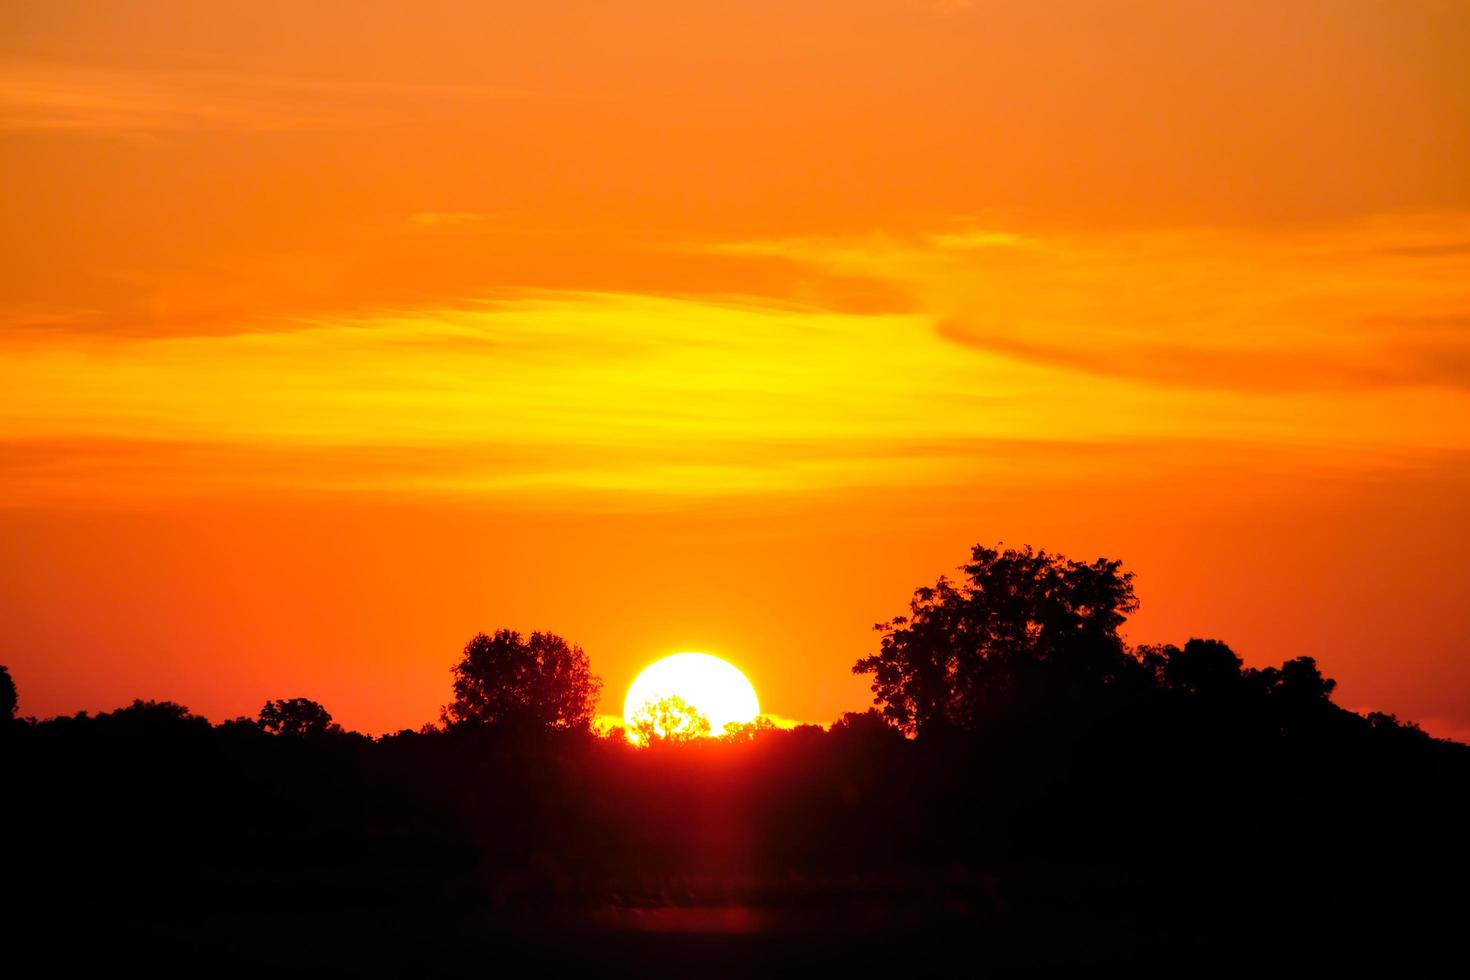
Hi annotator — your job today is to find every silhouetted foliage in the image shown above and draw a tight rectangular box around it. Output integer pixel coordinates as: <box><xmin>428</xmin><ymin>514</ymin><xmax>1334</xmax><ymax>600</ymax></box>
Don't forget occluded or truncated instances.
<box><xmin>854</xmin><ymin>542</ymin><xmax>1142</xmax><ymax>737</ymax></box>
<box><xmin>443</xmin><ymin>629</ymin><xmax>602</xmax><ymax>732</ymax></box>
<box><xmin>629</xmin><ymin>694</ymin><xmax>711</xmax><ymax>744</ymax></box>
<box><xmin>93</xmin><ymin>698</ymin><xmax>211</xmax><ymax>735</ymax></box>
<box><xmin>0</xmin><ymin>663</ymin><xmax>15</xmax><ymax>723</ymax></box>
<box><xmin>3</xmin><ymin>541</ymin><xmax>1468</xmax><ymax>970</ymax></box>
<box><xmin>1365</xmin><ymin>711</ymin><xmax>1432</xmax><ymax>743</ymax></box>
<box><xmin>1268</xmin><ymin>655</ymin><xmax>1337</xmax><ymax>701</ymax></box>
<box><xmin>828</xmin><ymin>708</ymin><xmax>903</xmax><ymax>745</ymax></box>
<box><xmin>719</xmin><ymin>715</ymin><xmax>779</xmax><ymax>744</ymax></box>
<box><xmin>258</xmin><ymin>697</ymin><xmax>339</xmax><ymax>737</ymax></box>
<box><xmin>1141</xmin><ymin>638</ymin><xmax>1246</xmax><ymax>697</ymax></box>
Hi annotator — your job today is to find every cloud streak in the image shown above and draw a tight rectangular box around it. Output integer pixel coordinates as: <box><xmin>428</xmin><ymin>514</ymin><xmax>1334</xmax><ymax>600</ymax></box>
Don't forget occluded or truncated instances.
<box><xmin>0</xmin><ymin>60</ymin><xmax>549</xmax><ymax>132</ymax></box>
<box><xmin>719</xmin><ymin>213</ymin><xmax>1470</xmax><ymax>393</ymax></box>
<box><xmin>4</xmin><ymin>277</ymin><xmax>1467</xmax><ymax>508</ymax></box>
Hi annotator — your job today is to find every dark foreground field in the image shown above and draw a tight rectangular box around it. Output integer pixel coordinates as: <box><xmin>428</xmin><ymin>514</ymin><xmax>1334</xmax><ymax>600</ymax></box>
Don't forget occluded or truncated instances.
<box><xmin>5</xmin><ymin>702</ymin><xmax>1468</xmax><ymax>973</ymax></box>
<box><xmin>8</xmin><ymin>857</ymin><xmax>1465</xmax><ymax>973</ymax></box>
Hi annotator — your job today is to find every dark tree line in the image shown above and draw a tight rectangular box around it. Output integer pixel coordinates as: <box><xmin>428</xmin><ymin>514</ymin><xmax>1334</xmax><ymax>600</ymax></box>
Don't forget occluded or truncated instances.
<box><xmin>854</xmin><ymin>543</ymin><xmax>1352</xmax><ymax>744</ymax></box>
<box><xmin>1</xmin><ymin>542</ymin><xmax>1466</xmax><ymax>969</ymax></box>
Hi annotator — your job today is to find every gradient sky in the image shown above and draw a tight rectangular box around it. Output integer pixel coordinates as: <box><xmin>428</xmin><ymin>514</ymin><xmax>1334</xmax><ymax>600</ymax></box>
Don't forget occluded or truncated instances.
<box><xmin>2</xmin><ymin>1</ymin><xmax>1468</xmax><ymax>738</ymax></box>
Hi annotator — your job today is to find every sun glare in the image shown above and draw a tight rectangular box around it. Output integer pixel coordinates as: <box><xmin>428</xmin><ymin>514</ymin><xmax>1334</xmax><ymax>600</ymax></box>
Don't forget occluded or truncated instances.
<box><xmin>622</xmin><ymin>653</ymin><xmax>760</xmax><ymax>743</ymax></box>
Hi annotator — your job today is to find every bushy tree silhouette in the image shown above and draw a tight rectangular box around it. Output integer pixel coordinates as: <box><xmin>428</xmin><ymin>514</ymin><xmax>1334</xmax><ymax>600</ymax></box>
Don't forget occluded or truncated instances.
<box><xmin>629</xmin><ymin>694</ymin><xmax>711</xmax><ymax>744</ymax></box>
<box><xmin>1140</xmin><ymin>638</ymin><xmax>1247</xmax><ymax>698</ymax></box>
<box><xmin>443</xmin><ymin>629</ymin><xmax>602</xmax><ymax>732</ymax></box>
<box><xmin>828</xmin><ymin>708</ymin><xmax>901</xmax><ymax>744</ymax></box>
<box><xmin>1266</xmin><ymin>655</ymin><xmax>1337</xmax><ymax>701</ymax></box>
<box><xmin>93</xmin><ymin>698</ymin><xmax>211</xmax><ymax>735</ymax></box>
<box><xmin>258</xmin><ymin>697</ymin><xmax>338</xmax><ymax>737</ymax></box>
<box><xmin>719</xmin><ymin>715</ymin><xmax>778</xmax><ymax>744</ymax></box>
<box><xmin>854</xmin><ymin>542</ymin><xmax>1141</xmax><ymax>737</ymax></box>
<box><xmin>0</xmin><ymin>663</ymin><xmax>15</xmax><ymax>723</ymax></box>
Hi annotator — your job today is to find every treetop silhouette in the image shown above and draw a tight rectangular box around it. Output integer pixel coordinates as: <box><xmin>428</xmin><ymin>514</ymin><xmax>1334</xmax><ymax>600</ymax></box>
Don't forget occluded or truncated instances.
<box><xmin>442</xmin><ymin>629</ymin><xmax>602</xmax><ymax>732</ymax></box>
<box><xmin>0</xmin><ymin>663</ymin><xmax>15</xmax><ymax>723</ymax></box>
<box><xmin>629</xmin><ymin>694</ymin><xmax>711</xmax><ymax>744</ymax></box>
<box><xmin>258</xmin><ymin>697</ymin><xmax>339</xmax><ymax>737</ymax></box>
<box><xmin>854</xmin><ymin>542</ymin><xmax>1142</xmax><ymax>737</ymax></box>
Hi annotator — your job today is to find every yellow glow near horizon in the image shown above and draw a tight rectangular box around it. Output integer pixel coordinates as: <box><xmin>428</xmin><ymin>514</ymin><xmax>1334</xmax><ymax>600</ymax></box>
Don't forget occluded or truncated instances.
<box><xmin>623</xmin><ymin>653</ymin><xmax>760</xmax><ymax>743</ymax></box>
<box><xmin>5</xmin><ymin>2</ymin><xmax>1470</xmax><ymax>743</ymax></box>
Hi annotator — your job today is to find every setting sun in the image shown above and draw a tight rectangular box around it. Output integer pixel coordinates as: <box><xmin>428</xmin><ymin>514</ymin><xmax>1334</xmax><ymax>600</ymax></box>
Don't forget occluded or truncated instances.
<box><xmin>623</xmin><ymin>653</ymin><xmax>760</xmax><ymax>743</ymax></box>
<box><xmin>5</xmin><ymin>2</ymin><xmax>1469</xmax><ymax>967</ymax></box>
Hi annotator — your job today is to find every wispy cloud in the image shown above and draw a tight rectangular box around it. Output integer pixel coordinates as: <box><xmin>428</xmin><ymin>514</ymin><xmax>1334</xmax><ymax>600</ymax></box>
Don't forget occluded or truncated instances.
<box><xmin>0</xmin><ymin>60</ymin><xmax>543</xmax><ymax>132</ymax></box>
<box><xmin>4</xmin><ymin>278</ymin><xmax>1467</xmax><ymax>507</ymax></box>
<box><xmin>718</xmin><ymin>213</ymin><xmax>1470</xmax><ymax>393</ymax></box>
<box><xmin>0</xmin><ymin>303</ymin><xmax>101</xmax><ymax>332</ymax></box>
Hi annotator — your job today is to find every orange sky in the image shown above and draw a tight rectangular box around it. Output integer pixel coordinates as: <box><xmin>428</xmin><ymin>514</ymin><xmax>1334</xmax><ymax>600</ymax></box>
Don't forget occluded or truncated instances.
<box><xmin>2</xmin><ymin>1</ymin><xmax>1468</xmax><ymax>739</ymax></box>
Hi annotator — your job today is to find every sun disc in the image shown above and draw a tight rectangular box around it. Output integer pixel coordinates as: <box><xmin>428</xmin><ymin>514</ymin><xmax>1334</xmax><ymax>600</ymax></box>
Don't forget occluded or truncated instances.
<box><xmin>623</xmin><ymin>652</ymin><xmax>760</xmax><ymax>742</ymax></box>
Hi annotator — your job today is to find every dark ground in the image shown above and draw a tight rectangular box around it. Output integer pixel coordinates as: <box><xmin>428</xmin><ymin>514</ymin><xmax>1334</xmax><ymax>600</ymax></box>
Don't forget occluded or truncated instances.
<box><xmin>4</xmin><ymin>705</ymin><xmax>1467</xmax><ymax>974</ymax></box>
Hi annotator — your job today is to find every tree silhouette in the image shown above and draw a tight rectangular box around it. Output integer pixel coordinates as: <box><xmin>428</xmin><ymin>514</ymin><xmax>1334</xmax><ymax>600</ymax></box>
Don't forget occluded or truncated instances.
<box><xmin>854</xmin><ymin>542</ymin><xmax>1141</xmax><ymax>737</ymax></box>
<box><xmin>720</xmin><ymin>715</ymin><xmax>778</xmax><ymax>744</ymax></box>
<box><xmin>92</xmin><ymin>698</ymin><xmax>211</xmax><ymax>735</ymax></box>
<box><xmin>1267</xmin><ymin>655</ymin><xmax>1337</xmax><ymax>702</ymax></box>
<box><xmin>258</xmin><ymin>697</ymin><xmax>338</xmax><ymax>737</ymax></box>
<box><xmin>1140</xmin><ymin>639</ymin><xmax>1246</xmax><ymax>698</ymax></box>
<box><xmin>0</xmin><ymin>663</ymin><xmax>15</xmax><ymax>723</ymax></box>
<box><xmin>628</xmin><ymin>695</ymin><xmax>711</xmax><ymax>744</ymax></box>
<box><xmin>828</xmin><ymin>708</ymin><xmax>901</xmax><ymax>743</ymax></box>
<box><xmin>443</xmin><ymin>629</ymin><xmax>602</xmax><ymax>732</ymax></box>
